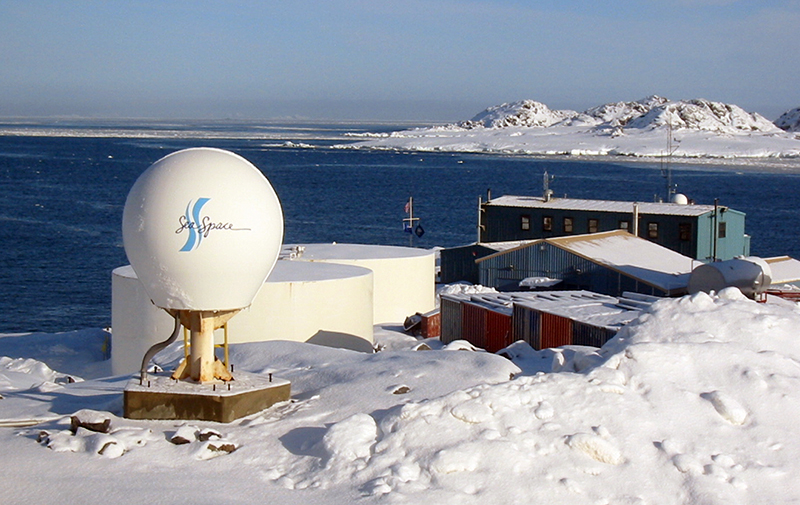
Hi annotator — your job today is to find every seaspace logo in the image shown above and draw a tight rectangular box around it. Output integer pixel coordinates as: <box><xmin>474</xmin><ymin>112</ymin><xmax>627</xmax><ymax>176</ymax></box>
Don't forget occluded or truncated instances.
<box><xmin>176</xmin><ymin>198</ymin><xmax>249</xmax><ymax>251</ymax></box>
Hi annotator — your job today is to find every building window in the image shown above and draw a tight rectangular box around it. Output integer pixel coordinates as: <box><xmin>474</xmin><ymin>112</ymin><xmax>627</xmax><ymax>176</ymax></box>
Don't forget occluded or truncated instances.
<box><xmin>521</xmin><ymin>215</ymin><xmax>530</xmax><ymax>231</ymax></box>
<box><xmin>619</xmin><ymin>220</ymin><xmax>630</xmax><ymax>231</ymax></box>
<box><xmin>588</xmin><ymin>218</ymin><xmax>599</xmax><ymax>233</ymax></box>
<box><xmin>543</xmin><ymin>216</ymin><xmax>553</xmax><ymax>232</ymax></box>
<box><xmin>564</xmin><ymin>217</ymin><xmax>574</xmax><ymax>233</ymax></box>
<box><xmin>679</xmin><ymin>223</ymin><xmax>691</xmax><ymax>241</ymax></box>
<box><xmin>648</xmin><ymin>222</ymin><xmax>659</xmax><ymax>239</ymax></box>
<box><xmin>718</xmin><ymin>222</ymin><xmax>727</xmax><ymax>238</ymax></box>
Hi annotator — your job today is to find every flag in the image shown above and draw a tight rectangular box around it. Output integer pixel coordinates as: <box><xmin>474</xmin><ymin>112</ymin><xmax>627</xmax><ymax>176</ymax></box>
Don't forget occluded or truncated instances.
<box><xmin>415</xmin><ymin>224</ymin><xmax>425</xmax><ymax>238</ymax></box>
<box><xmin>404</xmin><ymin>200</ymin><xmax>410</xmax><ymax>213</ymax></box>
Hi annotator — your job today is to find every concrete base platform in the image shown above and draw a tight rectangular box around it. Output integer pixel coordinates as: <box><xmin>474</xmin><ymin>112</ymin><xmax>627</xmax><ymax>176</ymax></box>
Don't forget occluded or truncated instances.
<box><xmin>124</xmin><ymin>371</ymin><xmax>290</xmax><ymax>423</ymax></box>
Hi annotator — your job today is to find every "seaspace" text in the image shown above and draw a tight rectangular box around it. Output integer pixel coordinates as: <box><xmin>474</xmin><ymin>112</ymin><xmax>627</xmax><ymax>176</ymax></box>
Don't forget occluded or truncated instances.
<box><xmin>176</xmin><ymin>215</ymin><xmax>249</xmax><ymax>238</ymax></box>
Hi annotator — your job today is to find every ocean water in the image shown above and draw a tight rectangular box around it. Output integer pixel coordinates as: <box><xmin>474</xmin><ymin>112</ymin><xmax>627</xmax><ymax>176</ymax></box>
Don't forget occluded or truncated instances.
<box><xmin>2</xmin><ymin>120</ymin><xmax>800</xmax><ymax>333</ymax></box>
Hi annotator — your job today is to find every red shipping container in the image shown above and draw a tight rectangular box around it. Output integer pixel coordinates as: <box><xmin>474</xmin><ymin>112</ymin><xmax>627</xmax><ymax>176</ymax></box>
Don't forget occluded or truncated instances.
<box><xmin>461</xmin><ymin>302</ymin><xmax>488</xmax><ymax>349</ymax></box>
<box><xmin>485</xmin><ymin>309</ymin><xmax>513</xmax><ymax>353</ymax></box>
<box><xmin>420</xmin><ymin>309</ymin><xmax>441</xmax><ymax>339</ymax></box>
<box><xmin>540</xmin><ymin>312</ymin><xmax>573</xmax><ymax>349</ymax></box>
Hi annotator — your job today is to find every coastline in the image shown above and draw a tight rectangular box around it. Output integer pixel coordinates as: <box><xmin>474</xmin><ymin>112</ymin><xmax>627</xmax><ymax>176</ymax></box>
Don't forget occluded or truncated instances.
<box><xmin>2</xmin><ymin>118</ymin><xmax>800</xmax><ymax>174</ymax></box>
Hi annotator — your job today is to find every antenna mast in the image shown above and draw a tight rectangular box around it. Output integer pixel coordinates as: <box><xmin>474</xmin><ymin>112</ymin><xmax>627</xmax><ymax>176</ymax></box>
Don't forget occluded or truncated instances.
<box><xmin>543</xmin><ymin>171</ymin><xmax>555</xmax><ymax>202</ymax></box>
<box><xmin>661</xmin><ymin>114</ymin><xmax>678</xmax><ymax>201</ymax></box>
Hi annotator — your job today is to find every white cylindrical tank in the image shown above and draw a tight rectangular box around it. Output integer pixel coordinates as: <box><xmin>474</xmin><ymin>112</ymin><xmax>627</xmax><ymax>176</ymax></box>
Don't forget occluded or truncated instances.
<box><xmin>688</xmin><ymin>257</ymin><xmax>773</xmax><ymax>299</ymax></box>
<box><xmin>122</xmin><ymin>148</ymin><xmax>283</xmax><ymax>311</ymax></box>
<box><xmin>111</xmin><ymin>265</ymin><xmax>177</xmax><ymax>376</ymax></box>
<box><xmin>111</xmin><ymin>261</ymin><xmax>375</xmax><ymax>375</ymax></box>
<box><xmin>283</xmin><ymin>243</ymin><xmax>436</xmax><ymax>324</ymax></box>
<box><xmin>228</xmin><ymin>260</ymin><xmax>374</xmax><ymax>352</ymax></box>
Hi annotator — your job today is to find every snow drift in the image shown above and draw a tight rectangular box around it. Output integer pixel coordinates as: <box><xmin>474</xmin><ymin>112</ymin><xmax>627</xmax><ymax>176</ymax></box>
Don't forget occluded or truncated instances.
<box><xmin>2</xmin><ymin>289</ymin><xmax>800</xmax><ymax>504</ymax></box>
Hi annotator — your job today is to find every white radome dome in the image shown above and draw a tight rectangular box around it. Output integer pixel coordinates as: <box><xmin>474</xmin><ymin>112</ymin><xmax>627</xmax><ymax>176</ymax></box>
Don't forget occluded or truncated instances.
<box><xmin>671</xmin><ymin>193</ymin><xmax>689</xmax><ymax>205</ymax></box>
<box><xmin>122</xmin><ymin>148</ymin><xmax>283</xmax><ymax>311</ymax></box>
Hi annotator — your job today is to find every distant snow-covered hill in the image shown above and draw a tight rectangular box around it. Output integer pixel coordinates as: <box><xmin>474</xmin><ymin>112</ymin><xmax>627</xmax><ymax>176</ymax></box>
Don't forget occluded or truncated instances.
<box><xmin>462</xmin><ymin>99</ymin><xmax>577</xmax><ymax>129</ymax></box>
<box><xmin>583</xmin><ymin>95</ymin><xmax>670</xmax><ymax>126</ymax></box>
<box><xmin>627</xmin><ymin>99</ymin><xmax>779</xmax><ymax>133</ymax></box>
<box><xmin>342</xmin><ymin>96</ymin><xmax>800</xmax><ymax>159</ymax></box>
<box><xmin>776</xmin><ymin>107</ymin><xmax>800</xmax><ymax>132</ymax></box>
<box><xmin>463</xmin><ymin>96</ymin><xmax>779</xmax><ymax>134</ymax></box>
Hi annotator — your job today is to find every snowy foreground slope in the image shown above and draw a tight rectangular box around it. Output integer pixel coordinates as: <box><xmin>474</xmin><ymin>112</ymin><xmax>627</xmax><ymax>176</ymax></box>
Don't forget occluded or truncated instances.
<box><xmin>2</xmin><ymin>289</ymin><xmax>800</xmax><ymax>504</ymax></box>
<box><xmin>343</xmin><ymin>97</ymin><xmax>800</xmax><ymax>158</ymax></box>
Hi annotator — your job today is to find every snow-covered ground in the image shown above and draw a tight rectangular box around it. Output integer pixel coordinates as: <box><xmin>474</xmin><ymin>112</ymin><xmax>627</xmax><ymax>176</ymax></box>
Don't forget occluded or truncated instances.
<box><xmin>342</xmin><ymin>97</ymin><xmax>800</xmax><ymax>159</ymax></box>
<box><xmin>2</xmin><ymin>288</ymin><xmax>800</xmax><ymax>504</ymax></box>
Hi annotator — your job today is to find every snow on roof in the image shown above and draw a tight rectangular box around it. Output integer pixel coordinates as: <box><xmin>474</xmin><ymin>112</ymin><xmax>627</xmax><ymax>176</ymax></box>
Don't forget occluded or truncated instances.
<box><xmin>462</xmin><ymin>290</ymin><xmax>640</xmax><ymax>329</ymax></box>
<box><xmin>508</xmin><ymin>290</ymin><xmax>619</xmax><ymax>308</ymax></box>
<box><xmin>480</xmin><ymin>239</ymin><xmax>540</xmax><ymax>252</ymax></box>
<box><xmin>765</xmin><ymin>256</ymin><xmax>800</xmax><ymax>284</ymax></box>
<box><xmin>477</xmin><ymin>230</ymin><xmax>700</xmax><ymax>293</ymax></box>
<box><xmin>115</xmin><ymin>261</ymin><xmax>373</xmax><ymax>284</ymax></box>
<box><xmin>281</xmin><ymin>243</ymin><xmax>434</xmax><ymax>260</ymax></box>
<box><xmin>550</xmin><ymin>230</ymin><xmax>700</xmax><ymax>291</ymax></box>
<box><xmin>519</xmin><ymin>277</ymin><xmax>562</xmax><ymax>288</ymax></box>
<box><xmin>486</xmin><ymin>194</ymin><xmax>721</xmax><ymax>217</ymax></box>
<box><xmin>447</xmin><ymin>240</ymin><xmax>540</xmax><ymax>253</ymax></box>
<box><xmin>268</xmin><ymin>259</ymin><xmax>373</xmax><ymax>283</ymax></box>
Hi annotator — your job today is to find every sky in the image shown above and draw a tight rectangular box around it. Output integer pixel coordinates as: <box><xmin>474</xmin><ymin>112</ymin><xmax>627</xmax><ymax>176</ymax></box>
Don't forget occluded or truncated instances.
<box><xmin>1</xmin><ymin>0</ymin><xmax>799</xmax><ymax>122</ymax></box>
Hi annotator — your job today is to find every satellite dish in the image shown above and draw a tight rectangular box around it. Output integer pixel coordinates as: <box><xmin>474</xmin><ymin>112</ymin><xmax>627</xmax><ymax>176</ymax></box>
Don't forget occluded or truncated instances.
<box><xmin>122</xmin><ymin>148</ymin><xmax>283</xmax><ymax>311</ymax></box>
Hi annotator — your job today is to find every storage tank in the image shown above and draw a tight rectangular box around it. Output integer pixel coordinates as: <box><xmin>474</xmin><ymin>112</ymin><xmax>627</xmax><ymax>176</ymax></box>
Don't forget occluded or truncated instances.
<box><xmin>112</xmin><ymin>260</ymin><xmax>375</xmax><ymax>375</ymax></box>
<box><xmin>688</xmin><ymin>257</ymin><xmax>772</xmax><ymax>299</ymax></box>
<box><xmin>283</xmin><ymin>243</ymin><xmax>435</xmax><ymax>324</ymax></box>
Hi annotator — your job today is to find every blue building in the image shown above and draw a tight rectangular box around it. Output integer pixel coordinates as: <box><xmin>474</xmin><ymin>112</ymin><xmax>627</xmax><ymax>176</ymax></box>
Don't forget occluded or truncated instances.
<box><xmin>479</xmin><ymin>194</ymin><xmax>749</xmax><ymax>262</ymax></box>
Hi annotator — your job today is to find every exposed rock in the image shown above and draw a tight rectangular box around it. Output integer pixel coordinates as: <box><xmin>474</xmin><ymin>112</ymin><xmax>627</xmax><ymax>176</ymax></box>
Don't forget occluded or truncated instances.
<box><xmin>776</xmin><ymin>107</ymin><xmax>800</xmax><ymax>132</ymax></box>
<box><xmin>70</xmin><ymin>409</ymin><xmax>111</xmax><ymax>434</ymax></box>
<box><xmin>465</xmin><ymin>100</ymin><xmax>578</xmax><ymax>128</ymax></box>
<box><xmin>459</xmin><ymin>96</ymin><xmax>780</xmax><ymax>135</ymax></box>
<box><xmin>170</xmin><ymin>425</ymin><xmax>198</xmax><ymax>445</ymax></box>
<box><xmin>198</xmin><ymin>428</ymin><xmax>222</xmax><ymax>442</ymax></box>
<box><xmin>628</xmin><ymin>98</ymin><xmax>779</xmax><ymax>133</ymax></box>
<box><xmin>584</xmin><ymin>95</ymin><xmax>670</xmax><ymax>126</ymax></box>
<box><xmin>207</xmin><ymin>442</ymin><xmax>237</xmax><ymax>454</ymax></box>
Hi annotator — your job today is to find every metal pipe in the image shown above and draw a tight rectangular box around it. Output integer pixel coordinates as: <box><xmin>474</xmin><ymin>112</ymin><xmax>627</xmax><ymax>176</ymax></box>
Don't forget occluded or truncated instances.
<box><xmin>223</xmin><ymin>322</ymin><xmax>229</xmax><ymax>371</ymax></box>
<box><xmin>632</xmin><ymin>203</ymin><xmax>639</xmax><ymax>237</ymax></box>
<box><xmin>140</xmin><ymin>312</ymin><xmax>181</xmax><ymax>383</ymax></box>
<box><xmin>477</xmin><ymin>196</ymin><xmax>483</xmax><ymax>243</ymax></box>
<box><xmin>713</xmin><ymin>198</ymin><xmax>719</xmax><ymax>262</ymax></box>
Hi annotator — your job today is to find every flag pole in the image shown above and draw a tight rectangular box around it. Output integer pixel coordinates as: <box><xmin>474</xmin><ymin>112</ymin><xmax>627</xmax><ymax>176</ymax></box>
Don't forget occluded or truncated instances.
<box><xmin>408</xmin><ymin>196</ymin><xmax>413</xmax><ymax>247</ymax></box>
<box><xmin>403</xmin><ymin>196</ymin><xmax>420</xmax><ymax>247</ymax></box>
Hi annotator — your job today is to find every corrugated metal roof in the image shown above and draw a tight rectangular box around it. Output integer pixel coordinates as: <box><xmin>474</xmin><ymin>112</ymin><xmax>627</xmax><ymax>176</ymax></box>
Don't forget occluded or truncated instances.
<box><xmin>477</xmin><ymin>230</ymin><xmax>699</xmax><ymax>293</ymax></box>
<box><xmin>486</xmin><ymin>195</ymin><xmax>721</xmax><ymax>217</ymax></box>
<box><xmin>479</xmin><ymin>239</ymin><xmax>541</xmax><ymax>252</ymax></box>
<box><xmin>471</xmin><ymin>291</ymin><xmax>642</xmax><ymax>330</ymax></box>
<box><xmin>550</xmin><ymin>230</ymin><xmax>699</xmax><ymax>291</ymax></box>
